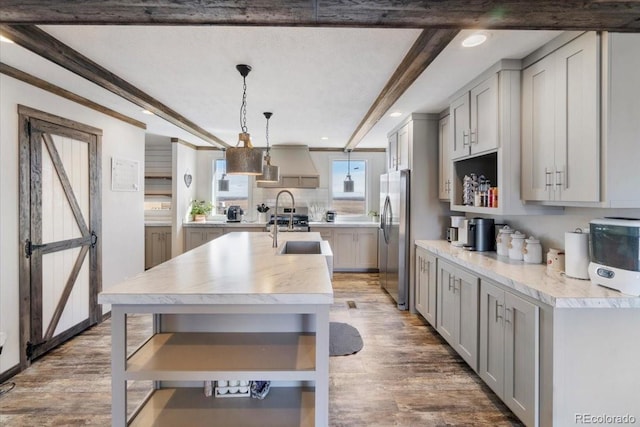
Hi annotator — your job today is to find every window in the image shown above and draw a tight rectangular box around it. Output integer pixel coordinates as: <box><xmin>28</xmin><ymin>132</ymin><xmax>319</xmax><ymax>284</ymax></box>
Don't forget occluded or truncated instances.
<box><xmin>213</xmin><ymin>159</ymin><xmax>249</xmax><ymax>211</ymax></box>
<box><xmin>331</xmin><ymin>159</ymin><xmax>366</xmax><ymax>215</ymax></box>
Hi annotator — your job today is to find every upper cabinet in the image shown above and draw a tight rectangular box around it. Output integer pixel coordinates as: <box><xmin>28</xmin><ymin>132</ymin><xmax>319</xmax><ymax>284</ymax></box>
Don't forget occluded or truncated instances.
<box><xmin>447</xmin><ymin>61</ymin><xmax>552</xmax><ymax>215</ymax></box>
<box><xmin>388</xmin><ymin>122</ymin><xmax>410</xmax><ymax>171</ymax></box>
<box><xmin>438</xmin><ymin>115</ymin><xmax>452</xmax><ymax>200</ymax></box>
<box><xmin>522</xmin><ymin>32</ymin><xmax>599</xmax><ymax>203</ymax></box>
<box><xmin>521</xmin><ymin>31</ymin><xmax>640</xmax><ymax>208</ymax></box>
<box><xmin>451</xmin><ymin>74</ymin><xmax>499</xmax><ymax>160</ymax></box>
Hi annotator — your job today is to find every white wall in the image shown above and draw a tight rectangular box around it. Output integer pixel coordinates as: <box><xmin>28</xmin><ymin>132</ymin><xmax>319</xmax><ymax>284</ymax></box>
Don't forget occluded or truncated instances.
<box><xmin>172</xmin><ymin>142</ymin><xmax>198</xmax><ymax>257</ymax></box>
<box><xmin>476</xmin><ymin>207</ymin><xmax>640</xmax><ymax>253</ymax></box>
<box><xmin>0</xmin><ymin>74</ymin><xmax>145</xmax><ymax>376</ymax></box>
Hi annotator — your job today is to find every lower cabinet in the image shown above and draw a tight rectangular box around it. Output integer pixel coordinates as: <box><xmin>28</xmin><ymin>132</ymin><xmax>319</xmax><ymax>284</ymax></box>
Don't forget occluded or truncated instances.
<box><xmin>479</xmin><ymin>279</ymin><xmax>539</xmax><ymax>427</ymax></box>
<box><xmin>415</xmin><ymin>246</ymin><xmax>437</xmax><ymax>327</ymax></box>
<box><xmin>184</xmin><ymin>228</ymin><xmax>224</xmax><ymax>251</ymax></box>
<box><xmin>436</xmin><ymin>259</ymin><xmax>479</xmax><ymax>371</ymax></box>
<box><xmin>333</xmin><ymin>227</ymin><xmax>378</xmax><ymax>271</ymax></box>
<box><xmin>145</xmin><ymin>226</ymin><xmax>172</xmax><ymax>269</ymax></box>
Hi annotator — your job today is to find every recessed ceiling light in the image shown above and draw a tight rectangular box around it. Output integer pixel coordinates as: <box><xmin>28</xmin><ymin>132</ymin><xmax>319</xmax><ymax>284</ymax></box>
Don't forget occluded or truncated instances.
<box><xmin>389</xmin><ymin>112</ymin><xmax>402</xmax><ymax>118</ymax></box>
<box><xmin>321</xmin><ymin>136</ymin><xmax>329</xmax><ymax>140</ymax></box>
<box><xmin>0</xmin><ymin>35</ymin><xmax>15</xmax><ymax>44</ymax></box>
<box><xmin>462</xmin><ymin>32</ymin><xmax>488</xmax><ymax>48</ymax></box>
<box><xmin>141</xmin><ymin>109</ymin><xmax>154</xmax><ymax>115</ymax></box>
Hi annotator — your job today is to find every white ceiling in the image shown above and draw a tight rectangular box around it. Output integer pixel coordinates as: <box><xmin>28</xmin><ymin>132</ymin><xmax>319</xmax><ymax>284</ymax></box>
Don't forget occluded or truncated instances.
<box><xmin>1</xmin><ymin>26</ymin><xmax>562</xmax><ymax>148</ymax></box>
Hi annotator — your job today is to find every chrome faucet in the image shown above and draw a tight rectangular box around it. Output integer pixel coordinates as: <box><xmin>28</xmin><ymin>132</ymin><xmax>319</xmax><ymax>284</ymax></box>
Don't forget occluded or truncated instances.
<box><xmin>273</xmin><ymin>190</ymin><xmax>295</xmax><ymax>248</ymax></box>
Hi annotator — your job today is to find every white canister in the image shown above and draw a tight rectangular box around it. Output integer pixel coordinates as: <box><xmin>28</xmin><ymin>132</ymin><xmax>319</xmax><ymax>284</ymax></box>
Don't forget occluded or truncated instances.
<box><xmin>496</xmin><ymin>226</ymin><xmax>514</xmax><ymax>256</ymax></box>
<box><xmin>508</xmin><ymin>231</ymin><xmax>526</xmax><ymax>260</ymax></box>
<box><xmin>522</xmin><ymin>236</ymin><xmax>542</xmax><ymax>264</ymax></box>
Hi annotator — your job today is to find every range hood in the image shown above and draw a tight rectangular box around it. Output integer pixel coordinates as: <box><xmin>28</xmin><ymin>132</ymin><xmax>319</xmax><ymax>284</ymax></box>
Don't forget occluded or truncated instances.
<box><xmin>257</xmin><ymin>145</ymin><xmax>320</xmax><ymax>188</ymax></box>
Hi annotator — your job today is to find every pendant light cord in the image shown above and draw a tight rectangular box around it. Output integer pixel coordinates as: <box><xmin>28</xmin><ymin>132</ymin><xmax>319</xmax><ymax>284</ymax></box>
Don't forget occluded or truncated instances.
<box><xmin>240</xmin><ymin>76</ymin><xmax>248</xmax><ymax>133</ymax></box>
<box><xmin>265</xmin><ymin>115</ymin><xmax>270</xmax><ymax>152</ymax></box>
<box><xmin>347</xmin><ymin>150</ymin><xmax>352</xmax><ymax>178</ymax></box>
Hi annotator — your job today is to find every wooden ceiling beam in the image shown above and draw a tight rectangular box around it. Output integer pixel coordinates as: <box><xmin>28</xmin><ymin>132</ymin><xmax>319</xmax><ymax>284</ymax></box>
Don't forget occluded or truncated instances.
<box><xmin>0</xmin><ymin>24</ymin><xmax>231</xmax><ymax>148</ymax></box>
<box><xmin>0</xmin><ymin>1</ymin><xmax>638</xmax><ymax>31</ymax></box>
<box><xmin>344</xmin><ymin>28</ymin><xmax>458</xmax><ymax>150</ymax></box>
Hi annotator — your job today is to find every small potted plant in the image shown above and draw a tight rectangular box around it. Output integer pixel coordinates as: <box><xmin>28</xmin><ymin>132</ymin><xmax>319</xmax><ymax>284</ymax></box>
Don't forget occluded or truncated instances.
<box><xmin>191</xmin><ymin>200</ymin><xmax>213</xmax><ymax>223</ymax></box>
<box><xmin>368</xmin><ymin>210</ymin><xmax>379</xmax><ymax>222</ymax></box>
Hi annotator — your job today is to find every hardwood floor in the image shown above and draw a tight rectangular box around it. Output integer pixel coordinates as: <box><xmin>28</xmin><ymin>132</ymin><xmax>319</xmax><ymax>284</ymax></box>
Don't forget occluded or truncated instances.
<box><xmin>0</xmin><ymin>273</ymin><xmax>522</xmax><ymax>426</ymax></box>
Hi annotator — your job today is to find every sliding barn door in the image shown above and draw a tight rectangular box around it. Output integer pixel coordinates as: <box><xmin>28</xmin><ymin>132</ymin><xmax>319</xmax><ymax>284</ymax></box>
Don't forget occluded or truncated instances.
<box><xmin>18</xmin><ymin>106</ymin><xmax>102</xmax><ymax>365</ymax></box>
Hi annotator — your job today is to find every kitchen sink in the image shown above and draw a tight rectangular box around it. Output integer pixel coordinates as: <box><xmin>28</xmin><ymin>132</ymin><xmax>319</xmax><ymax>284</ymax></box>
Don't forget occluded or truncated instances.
<box><xmin>279</xmin><ymin>241</ymin><xmax>322</xmax><ymax>254</ymax></box>
<box><xmin>278</xmin><ymin>240</ymin><xmax>334</xmax><ymax>278</ymax></box>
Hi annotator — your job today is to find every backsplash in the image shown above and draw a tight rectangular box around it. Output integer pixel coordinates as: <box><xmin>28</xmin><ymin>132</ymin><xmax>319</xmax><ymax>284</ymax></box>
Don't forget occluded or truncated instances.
<box><xmin>477</xmin><ymin>207</ymin><xmax>640</xmax><ymax>252</ymax></box>
<box><xmin>252</xmin><ymin>188</ymin><xmax>330</xmax><ymax>221</ymax></box>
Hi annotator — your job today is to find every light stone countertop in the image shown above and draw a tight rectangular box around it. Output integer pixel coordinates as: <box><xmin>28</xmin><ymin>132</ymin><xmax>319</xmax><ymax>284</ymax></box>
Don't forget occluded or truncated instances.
<box><xmin>416</xmin><ymin>240</ymin><xmax>640</xmax><ymax>309</ymax></box>
<box><xmin>309</xmin><ymin>221</ymin><xmax>379</xmax><ymax>228</ymax></box>
<box><xmin>181</xmin><ymin>221</ymin><xmax>380</xmax><ymax>228</ymax></box>
<box><xmin>99</xmin><ymin>232</ymin><xmax>333</xmax><ymax>306</ymax></box>
<box><xmin>182</xmin><ymin>221</ymin><xmax>266</xmax><ymax>227</ymax></box>
<box><xmin>144</xmin><ymin>221</ymin><xmax>171</xmax><ymax>227</ymax></box>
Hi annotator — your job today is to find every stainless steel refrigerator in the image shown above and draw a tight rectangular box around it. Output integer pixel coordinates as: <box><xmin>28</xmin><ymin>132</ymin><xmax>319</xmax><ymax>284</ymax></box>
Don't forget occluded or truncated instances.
<box><xmin>379</xmin><ymin>170</ymin><xmax>410</xmax><ymax>310</ymax></box>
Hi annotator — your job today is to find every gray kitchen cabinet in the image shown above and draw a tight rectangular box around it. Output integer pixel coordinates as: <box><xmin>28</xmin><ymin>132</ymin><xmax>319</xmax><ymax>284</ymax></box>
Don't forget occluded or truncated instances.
<box><xmin>387</xmin><ymin>132</ymin><xmax>398</xmax><ymax>171</ymax></box>
<box><xmin>450</xmin><ymin>73</ymin><xmax>499</xmax><ymax>161</ymax></box>
<box><xmin>479</xmin><ymin>279</ymin><xmax>539</xmax><ymax>427</ymax></box>
<box><xmin>448</xmin><ymin>61</ymin><xmax>553</xmax><ymax>215</ymax></box>
<box><xmin>387</xmin><ymin>122</ymin><xmax>410</xmax><ymax>171</ymax></box>
<box><xmin>333</xmin><ymin>227</ymin><xmax>378</xmax><ymax>271</ymax></box>
<box><xmin>415</xmin><ymin>246</ymin><xmax>437</xmax><ymax>327</ymax></box>
<box><xmin>145</xmin><ymin>226</ymin><xmax>172</xmax><ymax>269</ymax></box>
<box><xmin>436</xmin><ymin>259</ymin><xmax>479</xmax><ymax>371</ymax></box>
<box><xmin>522</xmin><ymin>31</ymin><xmax>599</xmax><ymax>203</ymax></box>
<box><xmin>438</xmin><ymin>115</ymin><xmax>452</xmax><ymax>200</ymax></box>
<box><xmin>184</xmin><ymin>228</ymin><xmax>224</xmax><ymax>251</ymax></box>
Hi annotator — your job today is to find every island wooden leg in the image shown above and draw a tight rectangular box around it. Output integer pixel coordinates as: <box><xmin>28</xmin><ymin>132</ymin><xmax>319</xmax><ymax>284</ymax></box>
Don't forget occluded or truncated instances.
<box><xmin>111</xmin><ymin>307</ymin><xmax>127</xmax><ymax>427</ymax></box>
<box><xmin>315</xmin><ymin>306</ymin><xmax>330</xmax><ymax>426</ymax></box>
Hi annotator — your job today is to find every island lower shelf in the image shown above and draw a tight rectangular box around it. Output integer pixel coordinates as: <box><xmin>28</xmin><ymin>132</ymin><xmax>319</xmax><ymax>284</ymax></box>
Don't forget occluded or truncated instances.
<box><xmin>126</xmin><ymin>332</ymin><xmax>317</xmax><ymax>381</ymax></box>
<box><xmin>129</xmin><ymin>387</ymin><xmax>315</xmax><ymax>427</ymax></box>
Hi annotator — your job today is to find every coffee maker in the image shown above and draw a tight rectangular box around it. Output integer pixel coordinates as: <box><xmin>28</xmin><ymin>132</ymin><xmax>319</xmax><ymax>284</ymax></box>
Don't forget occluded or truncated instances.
<box><xmin>466</xmin><ymin>217</ymin><xmax>495</xmax><ymax>252</ymax></box>
<box><xmin>226</xmin><ymin>205</ymin><xmax>243</xmax><ymax>222</ymax></box>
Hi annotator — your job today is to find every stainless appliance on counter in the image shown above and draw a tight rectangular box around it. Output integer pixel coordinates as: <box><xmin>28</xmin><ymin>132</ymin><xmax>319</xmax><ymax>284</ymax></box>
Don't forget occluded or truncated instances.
<box><xmin>466</xmin><ymin>217</ymin><xmax>495</xmax><ymax>251</ymax></box>
<box><xmin>266</xmin><ymin>207</ymin><xmax>310</xmax><ymax>232</ymax></box>
<box><xmin>379</xmin><ymin>170</ymin><xmax>410</xmax><ymax>310</ymax></box>
<box><xmin>227</xmin><ymin>205</ymin><xmax>243</xmax><ymax>222</ymax></box>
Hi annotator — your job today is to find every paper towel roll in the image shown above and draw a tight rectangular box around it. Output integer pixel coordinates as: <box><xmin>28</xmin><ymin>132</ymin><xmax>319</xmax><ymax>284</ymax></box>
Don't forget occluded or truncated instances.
<box><xmin>565</xmin><ymin>230</ymin><xmax>590</xmax><ymax>279</ymax></box>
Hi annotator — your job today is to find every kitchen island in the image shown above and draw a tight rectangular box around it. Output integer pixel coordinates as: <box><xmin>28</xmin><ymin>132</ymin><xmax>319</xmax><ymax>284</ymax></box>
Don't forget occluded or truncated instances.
<box><xmin>99</xmin><ymin>232</ymin><xmax>333</xmax><ymax>427</ymax></box>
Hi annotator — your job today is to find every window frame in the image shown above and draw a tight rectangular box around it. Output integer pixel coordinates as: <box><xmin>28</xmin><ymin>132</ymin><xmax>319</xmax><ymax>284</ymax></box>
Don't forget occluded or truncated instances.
<box><xmin>212</xmin><ymin>158</ymin><xmax>252</xmax><ymax>212</ymax></box>
<box><xmin>329</xmin><ymin>157</ymin><xmax>369</xmax><ymax>218</ymax></box>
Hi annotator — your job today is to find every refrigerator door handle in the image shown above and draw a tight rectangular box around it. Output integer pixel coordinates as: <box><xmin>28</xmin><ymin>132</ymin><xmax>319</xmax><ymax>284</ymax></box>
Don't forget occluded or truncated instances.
<box><xmin>383</xmin><ymin>196</ymin><xmax>391</xmax><ymax>244</ymax></box>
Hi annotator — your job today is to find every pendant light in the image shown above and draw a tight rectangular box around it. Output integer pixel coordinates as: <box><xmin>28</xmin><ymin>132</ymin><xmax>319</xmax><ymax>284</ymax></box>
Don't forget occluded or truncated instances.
<box><xmin>217</xmin><ymin>148</ymin><xmax>230</xmax><ymax>192</ymax></box>
<box><xmin>256</xmin><ymin>112</ymin><xmax>280</xmax><ymax>182</ymax></box>
<box><xmin>225</xmin><ymin>64</ymin><xmax>264</xmax><ymax>175</ymax></box>
<box><xmin>343</xmin><ymin>149</ymin><xmax>355</xmax><ymax>193</ymax></box>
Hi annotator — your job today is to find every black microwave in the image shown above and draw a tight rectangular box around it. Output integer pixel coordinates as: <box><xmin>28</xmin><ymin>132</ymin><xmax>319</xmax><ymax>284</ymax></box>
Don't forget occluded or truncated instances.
<box><xmin>589</xmin><ymin>217</ymin><xmax>640</xmax><ymax>295</ymax></box>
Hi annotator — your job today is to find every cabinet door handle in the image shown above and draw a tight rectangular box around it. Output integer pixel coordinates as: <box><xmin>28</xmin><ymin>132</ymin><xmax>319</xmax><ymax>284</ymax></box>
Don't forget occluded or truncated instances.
<box><xmin>495</xmin><ymin>301</ymin><xmax>504</xmax><ymax>322</ymax></box>
<box><xmin>555</xmin><ymin>169</ymin><xmax>563</xmax><ymax>188</ymax></box>
<box><xmin>545</xmin><ymin>168</ymin><xmax>553</xmax><ymax>190</ymax></box>
<box><xmin>448</xmin><ymin>276</ymin><xmax>454</xmax><ymax>291</ymax></box>
<box><xmin>470</xmin><ymin>128</ymin><xmax>477</xmax><ymax>144</ymax></box>
<box><xmin>425</xmin><ymin>261</ymin><xmax>430</xmax><ymax>276</ymax></box>
<box><xmin>505</xmin><ymin>307</ymin><xmax>513</xmax><ymax>324</ymax></box>
<box><xmin>462</xmin><ymin>130</ymin><xmax>470</xmax><ymax>147</ymax></box>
